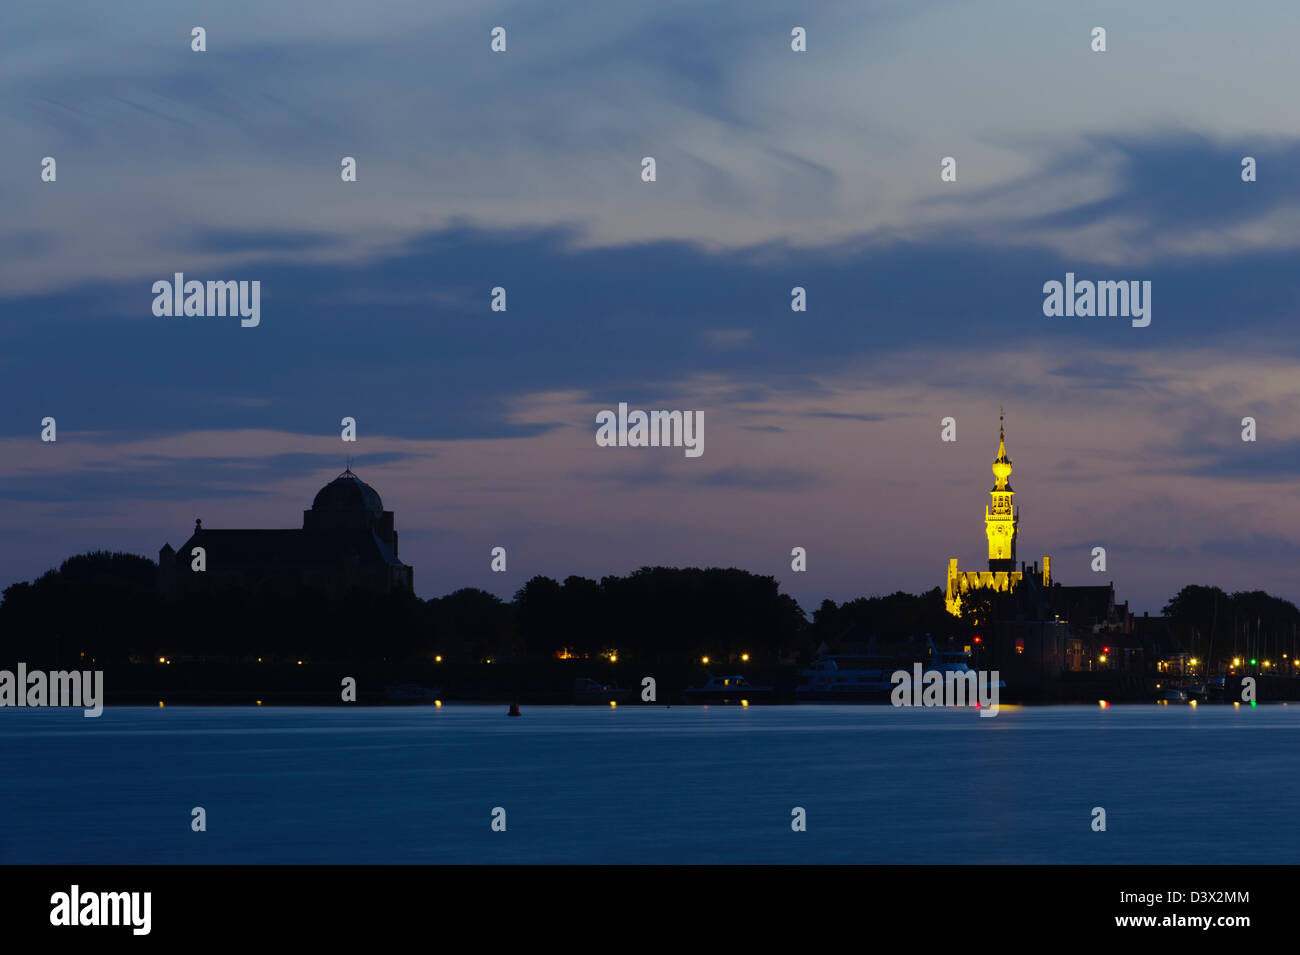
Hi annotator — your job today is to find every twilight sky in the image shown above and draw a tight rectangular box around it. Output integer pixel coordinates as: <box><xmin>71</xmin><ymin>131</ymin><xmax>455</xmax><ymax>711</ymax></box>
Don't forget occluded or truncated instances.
<box><xmin>2</xmin><ymin>0</ymin><xmax>1298</xmax><ymax>614</ymax></box>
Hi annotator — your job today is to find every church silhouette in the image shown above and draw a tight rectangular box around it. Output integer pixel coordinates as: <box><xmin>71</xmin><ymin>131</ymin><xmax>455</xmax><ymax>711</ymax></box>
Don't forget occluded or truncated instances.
<box><xmin>158</xmin><ymin>468</ymin><xmax>414</xmax><ymax>598</ymax></box>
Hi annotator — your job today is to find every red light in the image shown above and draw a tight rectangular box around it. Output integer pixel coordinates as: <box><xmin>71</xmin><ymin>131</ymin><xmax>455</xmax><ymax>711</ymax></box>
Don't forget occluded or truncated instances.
<box><xmin>973</xmin><ymin>637</ymin><xmax>982</xmax><ymax>644</ymax></box>
<box><xmin>1103</xmin><ymin>646</ymin><xmax>1110</xmax><ymax>653</ymax></box>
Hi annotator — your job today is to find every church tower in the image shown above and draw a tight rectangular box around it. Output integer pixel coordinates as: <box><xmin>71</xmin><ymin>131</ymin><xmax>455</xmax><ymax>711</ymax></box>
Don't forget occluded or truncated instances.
<box><xmin>984</xmin><ymin>409</ymin><xmax>1018</xmax><ymax>572</ymax></box>
<box><xmin>945</xmin><ymin>409</ymin><xmax>1049</xmax><ymax>617</ymax></box>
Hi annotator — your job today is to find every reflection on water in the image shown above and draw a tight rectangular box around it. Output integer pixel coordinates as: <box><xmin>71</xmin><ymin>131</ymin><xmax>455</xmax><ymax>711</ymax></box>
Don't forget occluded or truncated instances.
<box><xmin>1</xmin><ymin>704</ymin><xmax>1295</xmax><ymax>863</ymax></box>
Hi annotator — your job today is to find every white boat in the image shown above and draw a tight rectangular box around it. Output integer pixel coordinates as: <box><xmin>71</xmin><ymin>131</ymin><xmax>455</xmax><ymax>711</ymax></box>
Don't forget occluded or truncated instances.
<box><xmin>796</xmin><ymin>656</ymin><xmax>896</xmax><ymax>700</ymax></box>
<box><xmin>797</xmin><ymin>646</ymin><xmax>1005</xmax><ymax>701</ymax></box>
<box><xmin>924</xmin><ymin>649</ymin><xmax>1006</xmax><ymax>689</ymax></box>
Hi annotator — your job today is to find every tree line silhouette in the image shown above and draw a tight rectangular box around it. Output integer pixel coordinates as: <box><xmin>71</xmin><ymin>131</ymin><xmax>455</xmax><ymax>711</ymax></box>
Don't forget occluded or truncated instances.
<box><xmin>0</xmin><ymin>551</ymin><xmax>1295</xmax><ymax>670</ymax></box>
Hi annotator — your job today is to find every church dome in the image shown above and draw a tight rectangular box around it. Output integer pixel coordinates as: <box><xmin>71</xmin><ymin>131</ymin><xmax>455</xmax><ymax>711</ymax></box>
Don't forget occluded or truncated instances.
<box><xmin>312</xmin><ymin>468</ymin><xmax>383</xmax><ymax>514</ymax></box>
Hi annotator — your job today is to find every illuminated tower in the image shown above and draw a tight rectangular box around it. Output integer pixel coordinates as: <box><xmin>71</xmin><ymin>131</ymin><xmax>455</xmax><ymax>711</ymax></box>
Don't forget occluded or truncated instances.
<box><xmin>984</xmin><ymin>409</ymin><xmax>1018</xmax><ymax>572</ymax></box>
<box><xmin>945</xmin><ymin>409</ymin><xmax>1049</xmax><ymax>617</ymax></box>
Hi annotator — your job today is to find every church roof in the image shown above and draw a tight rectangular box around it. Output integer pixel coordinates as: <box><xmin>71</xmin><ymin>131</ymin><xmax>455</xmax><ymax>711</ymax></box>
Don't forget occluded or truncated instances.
<box><xmin>177</xmin><ymin>527</ymin><xmax>403</xmax><ymax>569</ymax></box>
<box><xmin>311</xmin><ymin>468</ymin><xmax>383</xmax><ymax>514</ymax></box>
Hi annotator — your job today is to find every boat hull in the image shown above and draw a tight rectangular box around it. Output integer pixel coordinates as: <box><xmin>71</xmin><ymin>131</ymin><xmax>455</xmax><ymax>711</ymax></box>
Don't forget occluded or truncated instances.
<box><xmin>681</xmin><ymin>688</ymin><xmax>774</xmax><ymax>704</ymax></box>
<box><xmin>383</xmin><ymin>685</ymin><xmax>439</xmax><ymax>704</ymax></box>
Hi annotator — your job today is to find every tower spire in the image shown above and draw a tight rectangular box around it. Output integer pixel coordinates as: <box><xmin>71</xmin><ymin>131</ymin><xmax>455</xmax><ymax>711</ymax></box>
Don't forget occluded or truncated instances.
<box><xmin>992</xmin><ymin>410</ymin><xmax>1012</xmax><ymax>487</ymax></box>
<box><xmin>985</xmin><ymin>408</ymin><xmax>1017</xmax><ymax>571</ymax></box>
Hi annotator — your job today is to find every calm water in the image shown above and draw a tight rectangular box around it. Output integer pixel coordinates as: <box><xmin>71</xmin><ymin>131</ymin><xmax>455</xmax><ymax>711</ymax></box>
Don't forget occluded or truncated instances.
<box><xmin>1</xmin><ymin>704</ymin><xmax>1295</xmax><ymax>864</ymax></box>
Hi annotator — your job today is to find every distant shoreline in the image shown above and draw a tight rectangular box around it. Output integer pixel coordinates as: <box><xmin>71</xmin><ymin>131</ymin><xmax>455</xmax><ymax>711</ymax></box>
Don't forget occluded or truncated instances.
<box><xmin>3</xmin><ymin>660</ymin><xmax>1296</xmax><ymax>707</ymax></box>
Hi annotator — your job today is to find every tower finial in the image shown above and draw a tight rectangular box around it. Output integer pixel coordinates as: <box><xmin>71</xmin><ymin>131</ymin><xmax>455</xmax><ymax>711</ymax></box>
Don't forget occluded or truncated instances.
<box><xmin>992</xmin><ymin>408</ymin><xmax>1012</xmax><ymax>484</ymax></box>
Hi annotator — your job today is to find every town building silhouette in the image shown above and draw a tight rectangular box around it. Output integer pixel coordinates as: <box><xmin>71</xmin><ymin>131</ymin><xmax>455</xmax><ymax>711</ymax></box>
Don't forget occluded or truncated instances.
<box><xmin>158</xmin><ymin>468</ymin><xmax>413</xmax><ymax>598</ymax></box>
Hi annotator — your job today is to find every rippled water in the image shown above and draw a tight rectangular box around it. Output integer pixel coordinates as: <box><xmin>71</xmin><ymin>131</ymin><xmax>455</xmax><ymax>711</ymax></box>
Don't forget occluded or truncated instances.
<box><xmin>1</xmin><ymin>704</ymin><xmax>1295</xmax><ymax>863</ymax></box>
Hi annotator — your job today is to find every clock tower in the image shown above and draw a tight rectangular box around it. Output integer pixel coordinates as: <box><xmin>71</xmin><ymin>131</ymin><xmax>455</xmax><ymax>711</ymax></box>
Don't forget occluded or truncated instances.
<box><xmin>985</xmin><ymin>409</ymin><xmax>1018</xmax><ymax>572</ymax></box>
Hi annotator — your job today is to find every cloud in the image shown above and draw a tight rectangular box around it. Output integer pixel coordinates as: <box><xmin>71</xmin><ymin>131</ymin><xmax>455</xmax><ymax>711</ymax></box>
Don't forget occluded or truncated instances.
<box><xmin>1199</xmin><ymin>535</ymin><xmax>1300</xmax><ymax>564</ymax></box>
<box><xmin>184</xmin><ymin>229</ymin><xmax>342</xmax><ymax>255</ymax></box>
<box><xmin>698</xmin><ymin>467</ymin><xmax>817</xmax><ymax>490</ymax></box>
<box><xmin>5</xmin><ymin>207</ymin><xmax>1300</xmax><ymax>446</ymax></box>
<box><xmin>0</xmin><ymin>450</ymin><xmax>423</xmax><ymax>503</ymax></box>
<box><xmin>8</xmin><ymin>2</ymin><xmax>1300</xmax><ymax>294</ymax></box>
<box><xmin>1182</xmin><ymin>439</ymin><xmax>1300</xmax><ymax>481</ymax></box>
<box><xmin>802</xmin><ymin>411</ymin><xmax>895</xmax><ymax>422</ymax></box>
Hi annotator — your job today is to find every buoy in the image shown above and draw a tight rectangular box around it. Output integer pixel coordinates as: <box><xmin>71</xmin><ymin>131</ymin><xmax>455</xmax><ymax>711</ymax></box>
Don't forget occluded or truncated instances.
<box><xmin>508</xmin><ymin>701</ymin><xmax>521</xmax><ymax>717</ymax></box>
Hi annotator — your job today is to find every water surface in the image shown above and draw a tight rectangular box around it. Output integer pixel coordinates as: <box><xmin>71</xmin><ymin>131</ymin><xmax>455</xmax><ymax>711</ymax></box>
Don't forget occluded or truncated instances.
<box><xmin>1</xmin><ymin>704</ymin><xmax>1293</xmax><ymax>863</ymax></box>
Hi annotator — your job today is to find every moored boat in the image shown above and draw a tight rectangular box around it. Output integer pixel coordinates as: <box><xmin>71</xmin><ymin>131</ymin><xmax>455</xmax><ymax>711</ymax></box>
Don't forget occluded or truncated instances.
<box><xmin>922</xmin><ymin>649</ymin><xmax>1006</xmax><ymax>689</ymax></box>
<box><xmin>384</xmin><ymin>683</ymin><xmax>439</xmax><ymax>703</ymax></box>
<box><xmin>683</xmin><ymin>672</ymin><xmax>772</xmax><ymax>703</ymax></box>
<box><xmin>796</xmin><ymin>646</ymin><xmax>1005</xmax><ymax>702</ymax></box>
<box><xmin>572</xmin><ymin>677</ymin><xmax>634</xmax><ymax>704</ymax></box>
<box><xmin>795</xmin><ymin>655</ymin><xmax>895</xmax><ymax>700</ymax></box>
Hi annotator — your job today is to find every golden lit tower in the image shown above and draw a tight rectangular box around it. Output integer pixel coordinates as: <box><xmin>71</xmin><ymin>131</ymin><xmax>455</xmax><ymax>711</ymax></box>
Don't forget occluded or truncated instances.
<box><xmin>985</xmin><ymin>409</ymin><xmax>1018</xmax><ymax>572</ymax></box>
<box><xmin>944</xmin><ymin>409</ymin><xmax>1050</xmax><ymax>617</ymax></box>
